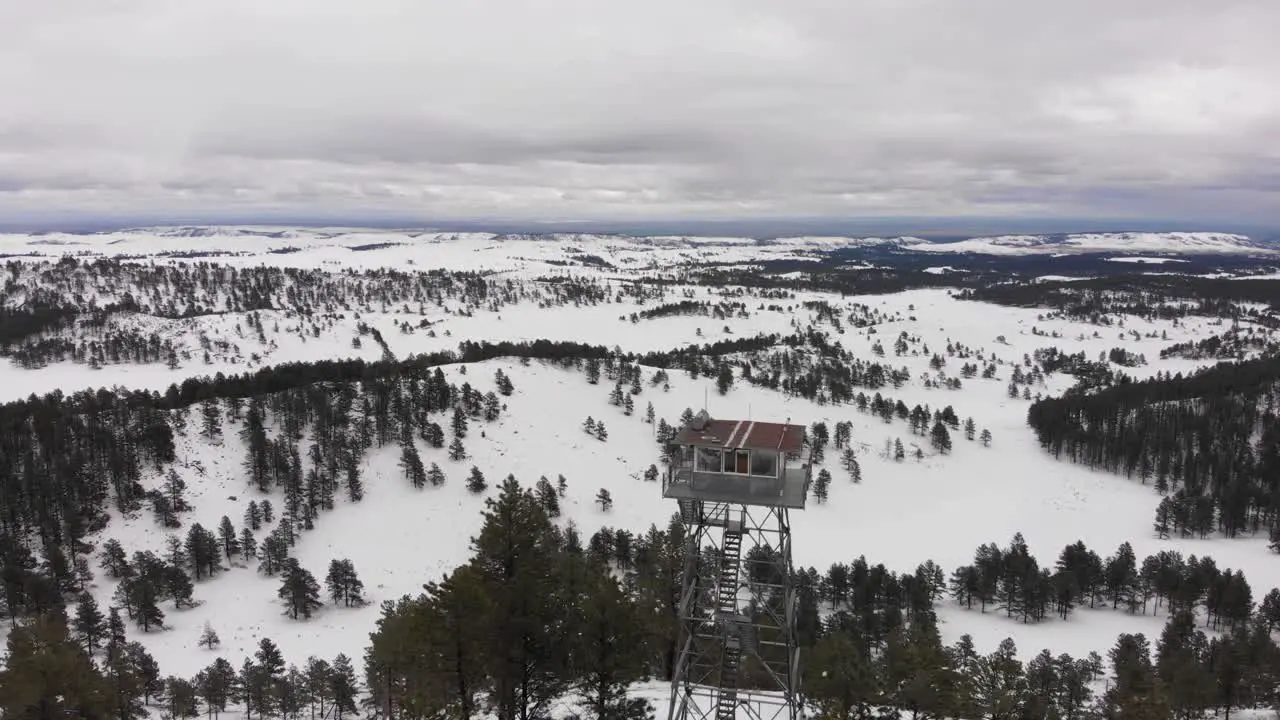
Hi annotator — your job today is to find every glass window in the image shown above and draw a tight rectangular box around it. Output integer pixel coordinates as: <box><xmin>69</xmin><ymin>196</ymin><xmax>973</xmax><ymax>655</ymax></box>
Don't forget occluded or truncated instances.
<box><xmin>723</xmin><ymin>450</ymin><xmax>736</xmax><ymax>473</ymax></box>
<box><xmin>696</xmin><ymin>447</ymin><xmax>720</xmax><ymax>472</ymax></box>
<box><xmin>750</xmin><ymin>451</ymin><xmax>777</xmax><ymax>477</ymax></box>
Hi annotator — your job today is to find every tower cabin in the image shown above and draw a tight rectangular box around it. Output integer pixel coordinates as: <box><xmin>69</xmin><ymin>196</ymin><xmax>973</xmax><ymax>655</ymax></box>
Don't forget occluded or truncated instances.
<box><xmin>663</xmin><ymin>411</ymin><xmax>812</xmax><ymax>509</ymax></box>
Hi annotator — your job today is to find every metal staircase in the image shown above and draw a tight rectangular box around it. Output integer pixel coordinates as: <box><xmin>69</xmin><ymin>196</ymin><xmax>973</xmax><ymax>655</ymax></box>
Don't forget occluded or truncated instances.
<box><xmin>715</xmin><ymin>526</ymin><xmax>744</xmax><ymax>720</ymax></box>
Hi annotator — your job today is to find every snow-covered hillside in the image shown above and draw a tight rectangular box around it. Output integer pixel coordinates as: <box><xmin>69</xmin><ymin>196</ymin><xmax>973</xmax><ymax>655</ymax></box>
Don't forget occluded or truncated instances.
<box><xmin>3</xmin><ymin>227</ymin><xmax>1280</xmax><ymax>718</ymax></box>
<box><xmin>1</xmin><ymin>227</ymin><xmax>1273</xmax><ymax>271</ymax></box>
<box><xmin>911</xmin><ymin>231</ymin><xmax>1273</xmax><ymax>256</ymax></box>
<box><xmin>81</xmin><ymin>293</ymin><xmax>1278</xmax><ymax>678</ymax></box>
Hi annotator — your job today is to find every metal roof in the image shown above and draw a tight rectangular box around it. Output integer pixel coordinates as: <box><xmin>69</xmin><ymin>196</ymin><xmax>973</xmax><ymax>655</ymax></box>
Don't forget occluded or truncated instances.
<box><xmin>672</xmin><ymin>418</ymin><xmax>805</xmax><ymax>453</ymax></box>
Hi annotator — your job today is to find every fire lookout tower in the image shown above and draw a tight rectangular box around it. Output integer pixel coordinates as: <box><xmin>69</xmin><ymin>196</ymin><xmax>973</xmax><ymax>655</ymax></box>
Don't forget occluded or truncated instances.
<box><xmin>662</xmin><ymin>410</ymin><xmax>811</xmax><ymax>720</ymax></box>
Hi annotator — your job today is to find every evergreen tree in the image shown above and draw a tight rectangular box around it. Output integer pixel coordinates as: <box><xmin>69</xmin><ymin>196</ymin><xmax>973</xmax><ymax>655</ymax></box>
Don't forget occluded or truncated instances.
<box><xmin>980</xmin><ymin>428</ymin><xmax>993</xmax><ymax>446</ymax></box>
<box><xmin>194</xmin><ymin>657</ymin><xmax>235</xmax><ymax>718</ymax></box>
<box><xmin>715</xmin><ymin>362</ymin><xmax>734</xmax><ymax>394</ymax></box>
<box><xmin>427</xmin><ymin>462</ymin><xmax>447</xmax><ymax>487</ymax></box>
<box><xmin>448</xmin><ymin>436</ymin><xmax>467</xmax><ymax>461</ymax></box>
<box><xmin>451</xmin><ymin>406</ymin><xmax>468</xmax><ymax>439</ymax></box>
<box><xmin>240</xmin><ymin>527</ymin><xmax>258</xmax><ymax>562</ymax></box>
<box><xmin>217</xmin><ymin>516</ymin><xmax>241</xmax><ymax>559</ymax></box>
<box><xmin>245</xmin><ymin>500</ymin><xmax>262</xmax><ymax>531</ymax></box>
<box><xmin>72</xmin><ymin>591</ymin><xmax>107</xmax><ymax>656</ymax></box>
<box><xmin>198</xmin><ymin>621</ymin><xmax>221</xmax><ymax>650</ymax></box>
<box><xmin>535</xmin><ymin>476</ymin><xmax>562</xmax><ymax>518</ymax></box>
<box><xmin>971</xmin><ymin>638</ymin><xmax>1026</xmax><ymax>720</ymax></box>
<box><xmin>99</xmin><ymin>538</ymin><xmax>130</xmax><ymax>579</ymax></box>
<box><xmin>470</xmin><ymin>477</ymin><xmax>575</xmax><ymax>720</ymax></box>
<box><xmin>467</xmin><ymin>466</ymin><xmax>488</xmax><ymax>494</ymax></box>
<box><xmin>324</xmin><ymin>558</ymin><xmax>365</xmax><ymax>607</ymax></box>
<box><xmin>596</xmin><ymin>488</ymin><xmax>614</xmax><ymax>512</ymax></box>
<box><xmin>329</xmin><ymin>652</ymin><xmax>360</xmax><ymax>719</ymax></box>
<box><xmin>575</xmin><ymin>566</ymin><xmax>652</xmax><ymax>720</ymax></box>
<box><xmin>813</xmin><ymin>469</ymin><xmax>831</xmax><ymax>504</ymax></box>
<box><xmin>400</xmin><ymin>442</ymin><xmax>427</xmax><ymax>489</ymax></box>
<box><xmin>964</xmin><ymin>417</ymin><xmax>977</xmax><ymax>441</ymax></box>
<box><xmin>0</xmin><ymin>613</ymin><xmax>111</xmax><ymax>718</ymax></box>
<box><xmin>278</xmin><ymin>558</ymin><xmax>323</xmax><ymax>620</ymax></box>
<box><xmin>164</xmin><ymin>677</ymin><xmax>200</xmax><ymax>719</ymax></box>
<box><xmin>930</xmin><ymin>420</ymin><xmax>953</xmax><ymax>453</ymax></box>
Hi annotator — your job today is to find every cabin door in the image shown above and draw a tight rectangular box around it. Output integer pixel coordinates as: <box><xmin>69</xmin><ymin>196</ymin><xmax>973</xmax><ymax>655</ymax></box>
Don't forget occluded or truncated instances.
<box><xmin>735</xmin><ymin>450</ymin><xmax>750</xmax><ymax>474</ymax></box>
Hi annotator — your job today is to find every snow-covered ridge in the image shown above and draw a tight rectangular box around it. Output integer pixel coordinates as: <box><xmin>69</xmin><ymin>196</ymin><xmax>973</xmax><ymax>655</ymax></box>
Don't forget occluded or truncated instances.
<box><xmin>1</xmin><ymin>227</ymin><xmax>1272</xmax><ymax>259</ymax></box>
<box><xmin>911</xmin><ymin>232</ymin><xmax>1272</xmax><ymax>256</ymax></box>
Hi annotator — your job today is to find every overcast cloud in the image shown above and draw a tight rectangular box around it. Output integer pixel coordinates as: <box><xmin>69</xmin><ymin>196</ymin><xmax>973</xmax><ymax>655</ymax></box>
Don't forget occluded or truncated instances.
<box><xmin>1</xmin><ymin>0</ymin><xmax>1278</xmax><ymax>227</ymax></box>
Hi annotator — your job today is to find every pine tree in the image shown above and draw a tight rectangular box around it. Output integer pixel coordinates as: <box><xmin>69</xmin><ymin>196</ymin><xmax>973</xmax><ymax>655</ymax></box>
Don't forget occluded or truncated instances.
<box><xmin>466</xmin><ymin>466</ymin><xmax>488</xmax><ymax>494</ymax></box>
<box><xmin>278</xmin><ymin>558</ymin><xmax>323</xmax><ymax>620</ymax></box>
<box><xmin>240</xmin><ymin>527</ymin><xmax>258</xmax><ymax>562</ymax></box>
<box><xmin>329</xmin><ymin>653</ymin><xmax>360</xmax><ymax>718</ymax></box>
<box><xmin>596</xmin><ymin>421</ymin><xmax>609</xmax><ymax>441</ymax></box>
<box><xmin>894</xmin><ymin>438</ymin><xmax>906</xmax><ymax>461</ymax></box>
<box><xmin>0</xmin><ymin>613</ymin><xmax>111</xmax><ymax>717</ymax></box>
<box><xmin>448</xmin><ymin>436</ymin><xmax>467</xmax><ymax>461</ymax></box>
<box><xmin>596</xmin><ymin>488</ymin><xmax>614</xmax><ymax>511</ymax></box>
<box><xmin>806</xmin><ymin>629</ymin><xmax>876</xmax><ymax>719</ymax></box>
<box><xmin>200</xmin><ymin>399</ymin><xmax>222</xmax><ymax>441</ymax></box>
<box><xmin>400</xmin><ymin>443</ymin><xmax>427</xmax><ymax>489</ymax></box>
<box><xmin>245</xmin><ymin>500</ymin><xmax>262</xmax><ymax>531</ymax></box>
<box><xmin>72</xmin><ymin>591</ymin><xmax>107</xmax><ymax>655</ymax></box>
<box><xmin>575</xmin><ymin>566</ymin><xmax>652</xmax><ymax>720</ymax></box>
<box><xmin>813</xmin><ymin>469</ymin><xmax>831</xmax><ymax>503</ymax></box>
<box><xmin>470</xmin><ymin>477</ymin><xmax>575</xmax><ymax>720</ymax></box>
<box><xmin>194</xmin><ymin>657</ymin><xmax>235</xmax><ymax>718</ymax></box>
<box><xmin>324</xmin><ymin>559</ymin><xmax>365</xmax><ymax>607</ymax></box>
<box><xmin>981</xmin><ymin>428</ymin><xmax>993</xmax><ymax>446</ymax></box>
<box><xmin>451</xmin><ymin>406</ymin><xmax>468</xmax><ymax>439</ymax></box>
<box><xmin>100</xmin><ymin>538</ymin><xmax>130</xmax><ymax>579</ymax></box>
<box><xmin>535</xmin><ymin>476</ymin><xmax>562</xmax><ymax>518</ymax></box>
<box><xmin>164</xmin><ymin>676</ymin><xmax>200</xmax><ymax>719</ymax></box>
<box><xmin>964</xmin><ymin>417</ymin><xmax>977</xmax><ymax>441</ymax></box>
<box><xmin>645</xmin><ymin>401</ymin><xmax>655</xmax><ymax>424</ymax></box>
<box><xmin>427</xmin><ymin>462</ymin><xmax>446</xmax><ymax>487</ymax></box>
<box><xmin>260</xmin><ymin>499</ymin><xmax>275</xmax><ymax>524</ymax></box>
<box><xmin>643</xmin><ymin>463</ymin><xmax>660</xmax><ymax>483</ymax></box>
<box><xmin>217</xmin><ymin>516</ymin><xmax>241</xmax><ymax>559</ymax></box>
<box><xmin>715</xmin><ymin>362</ymin><xmax>734</xmax><ymax>395</ymax></box>
<box><xmin>930</xmin><ymin>420</ymin><xmax>953</xmax><ymax>453</ymax></box>
<box><xmin>198</xmin><ymin>622</ymin><xmax>221</xmax><ymax>650</ymax></box>
<box><xmin>125</xmin><ymin>576</ymin><xmax>166</xmax><ymax>631</ymax></box>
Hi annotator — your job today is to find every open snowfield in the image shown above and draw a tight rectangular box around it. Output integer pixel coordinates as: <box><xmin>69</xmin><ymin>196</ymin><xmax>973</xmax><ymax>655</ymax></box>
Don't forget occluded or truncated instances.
<box><xmin>3</xmin><ymin>228</ymin><xmax>1279</xmax><ymax>707</ymax></box>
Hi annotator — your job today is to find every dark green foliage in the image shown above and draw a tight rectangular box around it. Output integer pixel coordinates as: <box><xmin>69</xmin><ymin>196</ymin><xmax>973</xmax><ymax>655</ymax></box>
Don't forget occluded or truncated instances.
<box><xmin>278</xmin><ymin>558</ymin><xmax>323</xmax><ymax>620</ymax></box>
<box><xmin>325</xmin><ymin>558</ymin><xmax>365</xmax><ymax>607</ymax></box>
<box><xmin>0</xmin><ymin>613</ymin><xmax>111</xmax><ymax>718</ymax></box>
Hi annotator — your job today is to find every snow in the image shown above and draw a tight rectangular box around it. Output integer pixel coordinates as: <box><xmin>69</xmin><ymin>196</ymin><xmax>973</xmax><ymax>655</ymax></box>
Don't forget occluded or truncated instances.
<box><xmin>910</xmin><ymin>231</ymin><xmax>1272</xmax><ymax>256</ymax></box>
<box><xmin>1107</xmin><ymin>256</ymin><xmax>1190</xmax><ymax>264</ymax></box>
<box><xmin>2</xmin><ymin>229</ymin><xmax>1278</xmax><ymax>697</ymax></box>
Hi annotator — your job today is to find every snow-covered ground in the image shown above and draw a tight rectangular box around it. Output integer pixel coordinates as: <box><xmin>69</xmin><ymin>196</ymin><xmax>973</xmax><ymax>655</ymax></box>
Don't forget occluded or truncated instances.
<box><xmin>2</xmin><ymin>230</ymin><xmax>1278</xmax><ymax>707</ymax></box>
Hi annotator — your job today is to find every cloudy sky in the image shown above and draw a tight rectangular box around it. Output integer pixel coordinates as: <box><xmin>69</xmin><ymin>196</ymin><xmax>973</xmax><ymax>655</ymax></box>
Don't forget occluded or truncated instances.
<box><xmin>2</xmin><ymin>0</ymin><xmax>1278</xmax><ymax>229</ymax></box>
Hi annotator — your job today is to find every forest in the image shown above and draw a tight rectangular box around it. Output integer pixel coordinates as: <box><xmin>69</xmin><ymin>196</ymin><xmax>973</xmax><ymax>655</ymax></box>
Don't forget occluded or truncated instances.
<box><xmin>1027</xmin><ymin>354</ymin><xmax>1280</xmax><ymax>543</ymax></box>
<box><xmin>3</xmin><ymin>255</ymin><xmax>1280</xmax><ymax>717</ymax></box>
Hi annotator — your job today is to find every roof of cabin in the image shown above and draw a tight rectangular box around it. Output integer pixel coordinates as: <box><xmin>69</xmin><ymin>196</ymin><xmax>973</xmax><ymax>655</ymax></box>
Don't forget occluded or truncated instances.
<box><xmin>673</xmin><ymin>418</ymin><xmax>805</xmax><ymax>453</ymax></box>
